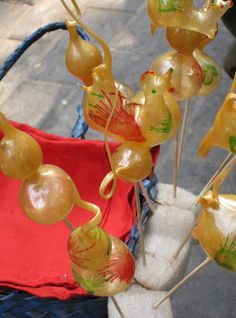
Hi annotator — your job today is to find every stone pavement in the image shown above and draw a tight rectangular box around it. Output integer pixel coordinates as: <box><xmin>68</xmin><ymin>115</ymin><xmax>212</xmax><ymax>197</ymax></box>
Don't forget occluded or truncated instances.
<box><xmin>0</xmin><ymin>1</ymin><xmax>236</xmax><ymax>317</ymax></box>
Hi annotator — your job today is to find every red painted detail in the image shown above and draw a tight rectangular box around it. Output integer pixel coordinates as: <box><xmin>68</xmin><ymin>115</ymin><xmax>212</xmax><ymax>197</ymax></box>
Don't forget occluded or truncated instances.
<box><xmin>192</xmin><ymin>60</ymin><xmax>203</xmax><ymax>85</ymax></box>
<box><xmin>67</xmin><ymin>236</ymin><xmax>96</xmax><ymax>269</ymax></box>
<box><xmin>98</xmin><ymin>247</ymin><xmax>135</xmax><ymax>283</ymax></box>
<box><xmin>168</xmin><ymin>87</ymin><xmax>175</xmax><ymax>93</ymax></box>
<box><xmin>140</xmin><ymin>70</ymin><xmax>156</xmax><ymax>82</ymax></box>
<box><xmin>230</xmin><ymin>0</ymin><xmax>234</xmax><ymax>7</ymax></box>
<box><xmin>88</xmin><ymin>89</ymin><xmax>145</xmax><ymax>142</ymax></box>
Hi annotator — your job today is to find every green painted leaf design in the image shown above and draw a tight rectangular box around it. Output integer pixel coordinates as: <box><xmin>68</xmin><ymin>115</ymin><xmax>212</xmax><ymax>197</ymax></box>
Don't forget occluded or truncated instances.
<box><xmin>158</xmin><ymin>0</ymin><xmax>184</xmax><ymax>13</ymax></box>
<box><xmin>202</xmin><ymin>64</ymin><xmax>220</xmax><ymax>85</ymax></box>
<box><xmin>72</xmin><ymin>268</ymin><xmax>106</xmax><ymax>295</ymax></box>
<box><xmin>229</xmin><ymin>136</ymin><xmax>236</xmax><ymax>153</ymax></box>
<box><xmin>103</xmin><ymin>229</ymin><xmax>112</xmax><ymax>255</ymax></box>
<box><xmin>92</xmin><ymin>227</ymin><xmax>102</xmax><ymax>241</ymax></box>
<box><xmin>150</xmin><ymin>111</ymin><xmax>172</xmax><ymax>134</ymax></box>
<box><xmin>91</xmin><ymin>227</ymin><xmax>112</xmax><ymax>256</ymax></box>
<box><xmin>91</xmin><ymin>92</ymin><xmax>105</xmax><ymax>99</ymax></box>
<box><xmin>214</xmin><ymin>236</ymin><xmax>236</xmax><ymax>271</ymax></box>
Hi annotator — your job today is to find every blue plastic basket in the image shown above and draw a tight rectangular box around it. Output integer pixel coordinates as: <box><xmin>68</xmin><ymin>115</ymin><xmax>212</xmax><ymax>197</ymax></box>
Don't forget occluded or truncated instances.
<box><xmin>0</xmin><ymin>23</ymin><xmax>158</xmax><ymax>317</ymax></box>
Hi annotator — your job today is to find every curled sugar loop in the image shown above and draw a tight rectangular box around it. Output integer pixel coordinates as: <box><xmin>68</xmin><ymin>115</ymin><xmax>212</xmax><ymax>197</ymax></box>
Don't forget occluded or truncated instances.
<box><xmin>99</xmin><ymin>171</ymin><xmax>117</xmax><ymax>200</ymax></box>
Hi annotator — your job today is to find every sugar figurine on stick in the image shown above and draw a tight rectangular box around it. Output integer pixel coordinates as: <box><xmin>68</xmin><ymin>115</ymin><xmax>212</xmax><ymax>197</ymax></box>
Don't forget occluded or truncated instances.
<box><xmin>0</xmin><ymin>111</ymin><xmax>135</xmax><ymax>317</ymax></box>
<box><xmin>174</xmin><ymin>73</ymin><xmax>236</xmax><ymax>259</ymax></box>
<box><xmin>153</xmin><ymin>151</ymin><xmax>236</xmax><ymax>309</ymax></box>
<box><xmin>61</xmin><ymin>0</ymin><xmax>181</xmax><ymax>266</ymax></box>
<box><xmin>148</xmin><ymin>0</ymin><xmax>233</xmax><ymax>196</ymax></box>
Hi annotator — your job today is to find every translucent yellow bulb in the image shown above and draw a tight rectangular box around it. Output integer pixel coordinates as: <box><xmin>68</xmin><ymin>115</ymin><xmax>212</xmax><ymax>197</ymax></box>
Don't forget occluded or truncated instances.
<box><xmin>193</xmin><ymin>191</ymin><xmax>236</xmax><ymax>272</ymax></box>
<box><xmin>0</xmin><ymin>112</ymin><xmax>42</xmax><ymax>179</ymax></box>
<box><xmin>19</xmin><ymin>165</ymin><xmax>75</xmax><ymax>224</ymax></box>
<box><xmin>65</xmin><ymin>20</ymin><xmax>103</xmax><ymax>86</ymax></box>
<box><xmin>68</xmin><ymin>226</ymin><xmax>112</xmax><ymax>271</ymax></box>
<box><xmin>71</xmin><ymin>235</ymin><xmax>135</xmax><ymax>296</ymax></box>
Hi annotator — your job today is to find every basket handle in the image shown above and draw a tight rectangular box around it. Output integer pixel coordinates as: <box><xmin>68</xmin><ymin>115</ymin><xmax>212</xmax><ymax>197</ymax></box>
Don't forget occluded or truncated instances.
<box><xmin>0</xmin><ymin>22</ymin><xmax>89</xmax><ymax>139</ymax></box>
<box><xmin>0</xmin><ymin>22</ymin><xmax>88</xmax><ymax>81</ymax></box>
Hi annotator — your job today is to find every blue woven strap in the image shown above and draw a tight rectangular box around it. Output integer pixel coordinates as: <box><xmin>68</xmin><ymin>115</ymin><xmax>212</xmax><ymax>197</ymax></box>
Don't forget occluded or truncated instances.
<box><xmin>0</xmin><ymin>21</ymin><xmax>89</xmax><ymax>139</ymax></box>
<box><xmin>71</xmin><ymin>103</ymin><xmax>89</xmax><ymax>139</ymax></box>
<box><xmin>0</xmin><ymin>22</ymin><xmax>89</xmax><ymax>81</ymax></box>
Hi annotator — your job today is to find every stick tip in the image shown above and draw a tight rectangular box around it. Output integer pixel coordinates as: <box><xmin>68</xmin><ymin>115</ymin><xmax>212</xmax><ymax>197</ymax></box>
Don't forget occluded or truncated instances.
<box><xmin>153</xmin><ymin>296</ymin><xmax>168</xmax><ymax>309</ymax></box>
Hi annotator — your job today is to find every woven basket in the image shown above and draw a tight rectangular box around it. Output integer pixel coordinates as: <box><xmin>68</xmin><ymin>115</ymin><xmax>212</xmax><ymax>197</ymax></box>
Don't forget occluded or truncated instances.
<box><xmin>0</xmin><ymin>22</ymin><xmax>158</xmax><ymax>317</ymax></box>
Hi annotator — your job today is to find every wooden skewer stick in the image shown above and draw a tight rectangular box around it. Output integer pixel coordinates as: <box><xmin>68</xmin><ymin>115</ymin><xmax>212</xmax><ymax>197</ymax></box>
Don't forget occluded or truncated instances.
<box><xmin>173</xmin><ymin>133</ymin><xmax>179</xmax><ymax>198</ymax></box>
<box><xmin>111</xmin><ymin>296</ymin><xmax>125</xmax><ymax>318</ymax></box>
<box><xmin>138</xmin><ymin>180</ymin><xmax>156</xmax><ymax>214</ymax></box>
<box><xmin>229</xmin><ymin>72</ymin><xmax>236</xmax><ymax>93</ymax></box>
<box><xmin>64</xmin><ymin>217</ymin><xmax>75</xmax><ymax>231</ymax></box>
<box><xmin>173</xmin><ymin>153</ymin><xmax>236</xmax><ymax>259</ymax></box>
<box><xmin>134</xmin><ymin>182</ymin><xmax>146</xmax><ymax>266</ymax></box>
<box><xmin>153</xmin><ymin>258</ymin><xmax>212</xmax><ymax>309</ymax></box>
<box><xmin>172</xmin><ymin>211</ymin><xmax>199</xmax><ymax>259</ymax></box>
<box><xmin>177</xmin><ymin>99</ymin><xmax>190</xmax><ymax>172</ymax></box>
<box><xmin>192</xmin><ymin>153</ymin><xmax>233</xmax><ymax>207</ymax></box>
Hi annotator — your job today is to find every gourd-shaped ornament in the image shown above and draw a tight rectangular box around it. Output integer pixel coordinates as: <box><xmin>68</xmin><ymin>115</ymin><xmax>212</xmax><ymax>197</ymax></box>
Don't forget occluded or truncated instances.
<box><xmin>193</xmin><ymin>31</ymin><xmax>221</xmax><ymax>96</ymax></box>
<box><xmin>147</xmin><ymin>0</ymin><xmax>232</xmax><ymax>39</ymax></box>
<box><xmin>152</xmin><ymin>27</ymin><xmax>203</xmax><ymax>100</ymax></box>
<box><xmin>19</xmin><ymin>164</ymin><xmax>76</xmax><ymax>224</ymax></box>
<box><xmin>0</xmin><ymin>110</ymin><xmax>135</xmax><ymax>295</ymax></box>
<box><xmin>0</xmin><ymin>113</ymin><xmax>76</xmax><ymax>224</ymax></box>
<box><xmin>199</xmin><ymin>75</ymin><xmax>236</xmax><ymax>157</ymax></box>
<box><xmin>71</xmin><ymin>235</ymin><xmax>135</xmax><ymax>296</ymax></box>
<box><xmin>68</xmin><ymin>197</ymin><xmax>112</xmax><ymax>271</ymax></box>
<box><xmin>0</xmin><ymin>112</ymin><xmax>42</xmax><ymax>179</ymax></box>
<box><xmin>63</xmin><ymin>3</ymin><xmax>181</xmax><ymax>147</ymax></box>
<box><xmin>68</xmin><ymin>191</ymin><xmax>135</xmax><ymax>296</ymax></box>
<box><xmin>193</xmin><ymin>161</ymin><xmax>236</xmax><ymax>272</ymax></box>
<box><xmin>65</xmin><ymin>20</ymin><xmax>103</xmax><ymax>86</ymax></box>
<box><xmin>193</xmin><ymin>191</ymin><xmax>236</xmax><ymax>271</ymax></box>
<box><xmin>99</xmin><ymin>143</ymin><xmax>153</xmax><ymax>200</ymax></box>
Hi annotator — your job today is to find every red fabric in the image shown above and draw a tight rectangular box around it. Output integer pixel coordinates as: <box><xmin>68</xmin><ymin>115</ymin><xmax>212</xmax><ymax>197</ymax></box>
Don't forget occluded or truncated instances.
<box><xmin>0</xmin><ymin>122</ymin><xmax>160</xmax><ymax>299</ymax></box>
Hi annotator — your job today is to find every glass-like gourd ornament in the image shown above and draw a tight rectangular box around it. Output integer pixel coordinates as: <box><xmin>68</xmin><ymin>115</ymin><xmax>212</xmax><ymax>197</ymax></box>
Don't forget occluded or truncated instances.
<box><xmin>193</xmin><ymin>159</ymin><xmax>236</xmax><ymax>272</ymax></box>
<box><xmin>71</xmin><ymin>235</ymin><xmax>135</xmax><ymax>296</ymax></box>
<box><xmin>69</xmin><ymin>195</ymin><xmax>135</xmax><ymax>296</ymax></box>
<box><xmin>0</xmin><ymin>112</ymin><xmax>42</xmax><ymax>179</ymax></box>
<box><xmin>152</xmin><ymin>27</ymin><xmax>203</xmax><ymax>101</ymax></box>
<box><xmin>198</xmin><ymin>75</ymin><xmax>236</xmax><ymax>157</ymax></box>
<box><xmin>193</xmin><ymin>31</ymin><xmax>221</xmax><ymax>97</ymax></box>
<box><xmin>0</xmin><ymin>111</ymin><xmax>135</xmax><ymax>296</ymax></box>
<box><xmin>65</xmin><ymin>20</ymin><xmax>103</xmax><ymax>86</ymax></box>
<box><xmin>61</xmin><ymin>0</ymin><xmax>181</xmax><ymax>202</ymax></box>
<box><xmin>147</xmin><ymin>0</ymin><xmax>232</xmax><ymax>39</ymax></box>
<box><xmin>62</xmin><ymin>1</ymin><xmax>181</xmax><ymax>147</ymax></box>
<box><xmin>19</xmin><ymin>164</ymin><xmax>76</xmax><ymax>224</ymax></box>
<box><xmin>0</xmin><ymin>112</ymin><xmax>75</xmax><ymax>224</ymax></box>
<box><xmin>81</xmin><ymin>31</ymin><xmax>181</xmax><ymax>147</ymax></box>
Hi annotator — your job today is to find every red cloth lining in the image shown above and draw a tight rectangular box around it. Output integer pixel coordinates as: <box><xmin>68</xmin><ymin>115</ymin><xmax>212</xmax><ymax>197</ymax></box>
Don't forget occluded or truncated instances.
<box><xmin>0</xmin><ymin>122</ymin><xmax>159</xmax><ymax>299</ymax></box>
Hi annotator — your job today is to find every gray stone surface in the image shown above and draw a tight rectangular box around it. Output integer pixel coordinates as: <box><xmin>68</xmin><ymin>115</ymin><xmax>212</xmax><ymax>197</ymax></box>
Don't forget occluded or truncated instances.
<box><xmin>0</xmin><ymin>1</ymin><xmax>236</xmax><ymax>317</ymax></box>
<box><xmin>0</xmin><ymin>1</ymin><xmax>29</xmax><ymax>38</ymax></box>
<box><xmin>0</xmin><ymin>79</ymin><xmax>71</xmax><ymax>127</ymax></box>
